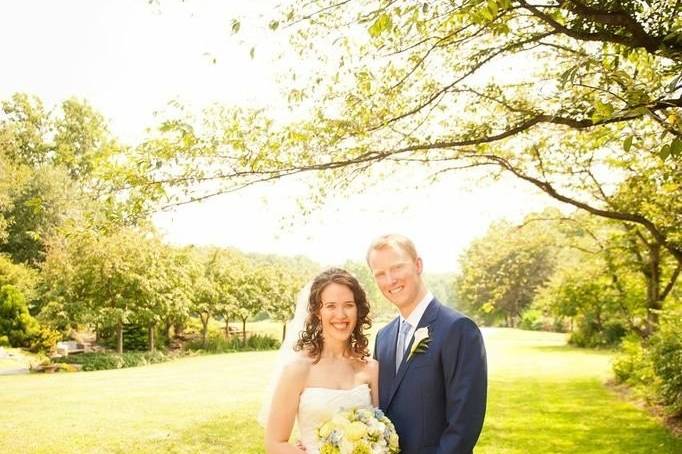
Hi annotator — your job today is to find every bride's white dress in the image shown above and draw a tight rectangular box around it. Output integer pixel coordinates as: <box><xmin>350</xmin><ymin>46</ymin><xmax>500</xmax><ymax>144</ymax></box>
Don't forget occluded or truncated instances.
<box><xmin>297</xmin><ymin>383</ymin><xmax>372</xmax><ymax>453</ymax></box>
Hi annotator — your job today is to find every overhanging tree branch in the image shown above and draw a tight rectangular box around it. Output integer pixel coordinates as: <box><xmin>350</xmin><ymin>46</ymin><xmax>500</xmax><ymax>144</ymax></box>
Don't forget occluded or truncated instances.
<box><xmin>475</xmin><ymin>153</ymin><xmax>682</xmax><ymax>262</ymax></box>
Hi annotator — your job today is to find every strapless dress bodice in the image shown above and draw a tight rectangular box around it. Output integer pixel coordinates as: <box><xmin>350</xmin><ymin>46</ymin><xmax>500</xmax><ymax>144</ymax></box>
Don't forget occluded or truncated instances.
<box><xmin>297</xmin><ymin>383</ymin><xmax>372</xmax><ymax>454</ymax></box>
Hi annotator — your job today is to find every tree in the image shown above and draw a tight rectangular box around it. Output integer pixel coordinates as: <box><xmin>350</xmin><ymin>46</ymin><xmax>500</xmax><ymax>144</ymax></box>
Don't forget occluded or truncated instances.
<box><xmin>0</xmin><ymin>254</ymin><xmax>38</xmax><ymax>304</ymax></box>
<box><xmin>186</xmin><ymin>249</ymin><xmax>220</xmax><ymax>348</ymax></box>
<box><xmin>0</xmin><ymin>94</ymin><xmax>51</xmax><ymax>167</ymax></box>
<box><xmin>210</xmin><ymin>249</ymin><xmax>243</xmax><ymax>341</ymax></box>
<box><xmin>1</xmin><ymin>93</ymin><xmax>173</xmax><ymax>264</ymax></box>
<box><xmin>262</xmin><ymin>263</ymin><xmax>310</xmax><ymax>341</ymax></box>
<box><xmin>529</xmin><ymin>209</ymin><xmax>680</xmax><ymax>337</ymax></box>
<box><xmin>455</xmin><ymin>214</ymin><xmax>558</xmax><ymax>326</ymax></box>
<box><xmin>424</xmin><ymin>272</ymin><xmax>458</xmax><ymax>310</ymax></box>
<box><xmin>0</xmin><ymin>165</ymin><xmax>81</xmax><ymax>264</ymax></box>
<box><xmin>158</xmin><ymin>246</ymin><xmax>194</xmax><ymax>343</ymax></box>
<box><xmin>129</xmin><ymin>239</ymin><xmax>184</xmax><ymax>352</ymax></box>
<box><xmin>40</xmin><ymin>226</ymin><xmax>168</xmax><ymax>353</ymax></box>
<box><xmin>536</xmin><ymin>258</ymin><xmax>637</xmax><ymax>346</ymax></box>
<box><xmin>0</xmin><ymin>94</ymin><xmax>163</xmax><ymax>266</ymax></box>
<box><xmin>232</xmin><ymin>263</ymin><xmax>270</xmax><ymax>345</ymax></box>
<box><xmin>145</xmin><ymin>1</ymin><xmax>681</xmax><ymax>315</ymax></box>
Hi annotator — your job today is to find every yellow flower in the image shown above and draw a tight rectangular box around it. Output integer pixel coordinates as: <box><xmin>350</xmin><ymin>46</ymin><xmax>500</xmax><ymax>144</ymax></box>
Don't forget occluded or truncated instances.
<box><xmin>319</xmin><ymin>421</ymin><xmax>334</xmax><ymax>439</ymax></box>
<box><xmin>351</xmin><ymin>441</ymin><xmax>372</xmax><ymax>454</ymax></box>
<box><xmin>320</xmin><ymin>443</ymin><xmax>341</xmax><ymax>454</ymax></box>
<box><xmin>346</xmin><ymin>421</ymin><xmax>368</xmax><ymax>441</ymax></box>
<box><xmin>389</xmin><ymin>432</ymin><xmax>399</xmax><ymax>449</ymax></box>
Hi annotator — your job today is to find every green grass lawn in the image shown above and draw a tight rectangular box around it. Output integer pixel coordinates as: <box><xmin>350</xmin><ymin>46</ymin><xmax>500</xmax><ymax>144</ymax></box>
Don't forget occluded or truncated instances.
<box><xmin>1</xmin><ymin>328</ymin><xmax>679</xmax><ymax>453</ymax></box>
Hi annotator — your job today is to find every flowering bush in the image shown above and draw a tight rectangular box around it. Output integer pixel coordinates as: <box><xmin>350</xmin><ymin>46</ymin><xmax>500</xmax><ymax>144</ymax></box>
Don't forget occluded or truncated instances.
<box><xmin>317</xmin><ymin>406</ymin><xmax>399</xmax><ymax>454</ymax></box>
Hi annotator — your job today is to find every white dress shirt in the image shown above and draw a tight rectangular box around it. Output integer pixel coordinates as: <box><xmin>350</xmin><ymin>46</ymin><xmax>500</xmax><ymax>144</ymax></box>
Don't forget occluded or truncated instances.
<box><xmin>397</xmin><ymin>291</ymin><xmax>434</xmax><ymax>351</ymax></box>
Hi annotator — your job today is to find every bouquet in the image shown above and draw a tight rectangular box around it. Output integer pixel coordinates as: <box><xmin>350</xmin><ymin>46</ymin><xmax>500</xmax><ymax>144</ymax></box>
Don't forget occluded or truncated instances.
<box><xmin>316</xmin><ymin>406</ymin><xmax>400</xmax><ymax>454</ymax></box>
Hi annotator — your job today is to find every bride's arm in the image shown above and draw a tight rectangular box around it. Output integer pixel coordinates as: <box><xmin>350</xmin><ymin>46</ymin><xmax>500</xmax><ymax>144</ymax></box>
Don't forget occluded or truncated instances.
<box><xmin>265</xmin><ymin>360</ymin><xmax>308</xmax><ymax>454</ymax></box>
<box><xmin>367</xmin><ymin>358</ymin><xmax>380</xmax><ymax>407</ymax></box>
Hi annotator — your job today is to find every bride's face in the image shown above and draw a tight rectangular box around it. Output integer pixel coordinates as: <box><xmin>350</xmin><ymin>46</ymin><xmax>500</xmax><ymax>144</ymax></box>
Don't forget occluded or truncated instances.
<box><xmin>318</xmin><ymin>282</ymin><xmax>357</xmax><ymax>344</ymax></box>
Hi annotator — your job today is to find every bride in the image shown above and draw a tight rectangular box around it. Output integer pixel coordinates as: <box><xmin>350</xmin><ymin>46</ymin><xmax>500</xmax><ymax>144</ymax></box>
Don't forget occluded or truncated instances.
<box><xmin>263</xmin><ymin>268</ymin><xmax>379</xmax><ymax>454</ymax></box>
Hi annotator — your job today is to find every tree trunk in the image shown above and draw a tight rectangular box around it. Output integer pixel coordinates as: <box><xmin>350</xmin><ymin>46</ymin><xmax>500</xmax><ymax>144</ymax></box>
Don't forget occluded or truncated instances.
<box><xmin>224</xmin><ymin>319</ymin><xmax>230</xmax><ymax>339</ymax></box>
<box><xmin>200</xmin><ymin>313</ymin><xmax>209</xmax><ymax>348</ymax></box>
<box><xmin>174</xmin><ymin>320</ymin><xmax>185</xmax><ymax>337</ymax></box>
<box><xmin>645</xmin><ymin>243</ymin><xmax>662</xmax><ymax>336</ymax></box>
<box><xmin>117</xmin><ymin>320</ymin><xmax>123</xmax><ymax>354</ymax></box>
<box><xmin>242</xmin><ymin>317</ymin><xmax>247</xmax><ymax>345</ymax></box>
<box><xmin>148</xmin><ymin>324</ymin><xmax>156</xmax><ymax>352</ymax></box>
<box><xmin>164</xmin><ymin>320</ymin><xmax>172</xmax><ymax>340</ymax></box>
<box><xmin>282</xmin><ymin>322</ymin><xmax>286</xmax><ymax>342</ymax></box>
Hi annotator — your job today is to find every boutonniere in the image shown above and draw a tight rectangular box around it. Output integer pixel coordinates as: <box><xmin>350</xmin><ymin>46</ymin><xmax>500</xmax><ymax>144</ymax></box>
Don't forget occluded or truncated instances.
<box><xmin>408</xmin><ymin>326</ymin><xmax>430</xmax><ymax>360</ymax></box>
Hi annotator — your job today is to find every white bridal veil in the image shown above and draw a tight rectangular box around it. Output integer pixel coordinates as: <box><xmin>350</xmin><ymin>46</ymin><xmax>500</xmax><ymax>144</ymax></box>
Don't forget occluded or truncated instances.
<box><xmin>257</xmin><ymin>283</ymin><xmax>311</xmax><ymax>426</ymax></box>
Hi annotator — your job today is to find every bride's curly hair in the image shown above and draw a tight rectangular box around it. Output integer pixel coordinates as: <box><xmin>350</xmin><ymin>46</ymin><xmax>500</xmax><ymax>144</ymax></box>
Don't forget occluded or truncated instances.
<box><xmin>295</xmin><ymin>268</ymin><xmax>372</xmax><ymax>363</ymax></box>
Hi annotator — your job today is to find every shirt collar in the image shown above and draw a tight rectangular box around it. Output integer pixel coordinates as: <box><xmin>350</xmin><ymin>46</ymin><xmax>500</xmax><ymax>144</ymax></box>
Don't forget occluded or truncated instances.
<box><xmin>400</xmin><ymin>291</ymin><xmax>433</xmax><ymax>329</ymax></box>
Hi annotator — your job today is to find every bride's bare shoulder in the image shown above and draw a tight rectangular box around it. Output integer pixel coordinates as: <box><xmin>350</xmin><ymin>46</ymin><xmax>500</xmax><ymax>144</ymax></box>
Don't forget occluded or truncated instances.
<box><xmin>363</xmin><ymin>357</ymin><xmax>379</xmax><ymax>372</ymax></box>
<box><xmin>281</xmin><ymin>351</ymin><xmax>314</xmax><ymax>381</ymax></box>
<box><xmin>352</xmin><ymin>356</ymin><xmax>378</xmax><ymax>372</ymax></box>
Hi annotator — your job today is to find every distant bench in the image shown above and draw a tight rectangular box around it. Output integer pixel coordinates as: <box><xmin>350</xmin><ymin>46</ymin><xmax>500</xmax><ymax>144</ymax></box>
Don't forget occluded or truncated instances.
<box><xmin>56</xmin><ymin>341</ymin><xmax>85</xmax><ymax>356</ymax></box>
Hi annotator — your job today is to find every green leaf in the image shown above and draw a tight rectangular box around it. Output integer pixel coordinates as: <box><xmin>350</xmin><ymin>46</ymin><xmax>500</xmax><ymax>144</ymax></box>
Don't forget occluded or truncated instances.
<box><xmin>670</xmin><ymin>138</ymin><xmax>682</xmax><ymax>157</ymax></box>
<box><xmin>666</xmin><ymin>74</ymin><xmax>682</xmax><ymax>93</ymax></box>
<box><xmin>231</xmin><ymin>19</ymin><xmax>240</xmax><ymax>34</ymax></box>
<box><xmin>623</xmin><ymin>135</ymin><xmax>633</xmax><ymax>152</ymax></box>
<box><xmin>591</xmin><ymin>100</ymin><xmax>614</xmax><ymax>122</ymax></box>
<box><xmin>626</xmin><ymin>106</ymin><xmax>649</xmax><ymax>117</ymax></box>
<box><xmin>368</xmin><ymin>13</ymin><xmax>392</xmax><ymax>38</ymax></box>
<box><xmin>249</xmin><ymin>47</ymin><xmax>255</xmax><ymax>59</ymax></box>
<box><xmin>659</xmin><ymin>144</ymin><xmax>671</xmax><ymax>161</ymax></box>
<box><xmin>269</xmin><ymin>20</ymin><xmax>279</xmax><ymax>31</ymax></box>
<box><xmin>481</xmin><ymin>6</ymin><xmax>494</xmax><ymax>21</ymax></box>
<box><xmin>560</xmin><ymin>66</ymin><xmax>577</xmax><ymax>87</ymax></box>
<box><xmin>487</xmin><ymin>0</ymin><xmax>499</xmax><ymax>16</ymax></box>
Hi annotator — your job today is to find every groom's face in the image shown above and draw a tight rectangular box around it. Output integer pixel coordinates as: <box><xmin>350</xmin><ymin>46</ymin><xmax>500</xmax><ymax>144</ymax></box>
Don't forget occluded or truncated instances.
<box><xmin>368</xmin><ymin>245</ymin><xmax>424</xmax><ymax>314</ymax></box>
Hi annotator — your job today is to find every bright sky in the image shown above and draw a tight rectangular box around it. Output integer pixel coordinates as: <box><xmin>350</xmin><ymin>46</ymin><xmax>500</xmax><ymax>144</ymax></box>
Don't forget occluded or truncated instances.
<box><xmin>0</xmin><ymin>0</ymin><xmax>567</xmax><ymax>273</ymax></box>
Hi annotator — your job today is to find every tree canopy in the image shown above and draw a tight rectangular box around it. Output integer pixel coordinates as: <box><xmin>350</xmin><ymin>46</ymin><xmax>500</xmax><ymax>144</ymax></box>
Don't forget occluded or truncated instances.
<box><xmin>136</xmin><ymin>3</ymin><xmax>679</xmax><ymax>300</ymax></box>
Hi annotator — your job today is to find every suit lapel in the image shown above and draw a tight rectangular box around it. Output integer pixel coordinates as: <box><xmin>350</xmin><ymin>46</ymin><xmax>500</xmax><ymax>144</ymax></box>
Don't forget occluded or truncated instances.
<box><xmin>386</xmin><ymin>298</ymin><xmax>440</xmax><ymax>408</ymax></box>
<box><xmin>379</xmin><ymin>317</ymin><xmax>400</xmax><ymax>409</ymax></box>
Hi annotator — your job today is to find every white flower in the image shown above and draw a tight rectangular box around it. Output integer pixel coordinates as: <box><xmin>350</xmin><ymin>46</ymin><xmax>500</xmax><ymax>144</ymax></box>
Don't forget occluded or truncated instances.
<box><xmin>408</xmin><ymin>326</ymin><xmax>430</xmax><ymax>359</ymax></box>
<box><xmin>414</xmin><ymin>327</ymin><xmax>429</xmax><ymax>344</ymax></box>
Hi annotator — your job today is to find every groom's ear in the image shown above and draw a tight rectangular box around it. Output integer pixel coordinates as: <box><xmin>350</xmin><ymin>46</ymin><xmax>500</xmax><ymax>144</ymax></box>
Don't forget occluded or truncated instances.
<box><xmin>415</xmin><ymin>257</ymin><xmax>423</xmax><ymax>274</ymax></box>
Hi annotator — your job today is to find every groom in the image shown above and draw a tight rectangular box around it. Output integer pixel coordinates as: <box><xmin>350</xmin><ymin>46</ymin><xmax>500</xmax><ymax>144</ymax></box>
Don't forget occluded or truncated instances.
<box><xmin>368</xmin><ymin>234</ymin><xmax>487</xmax><ymax>454</ymax></box>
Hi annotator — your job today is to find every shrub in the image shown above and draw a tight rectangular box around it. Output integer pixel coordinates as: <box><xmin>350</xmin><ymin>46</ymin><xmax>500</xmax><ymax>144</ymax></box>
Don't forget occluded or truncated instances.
<box><xmin>614</xmin><ymin>309</ymin><xmax>682</xmax><ymax>417</ymax></box>
<box><xmin>518</xmin><ymin>309</ymin><xmax>562</xmax><ymax>331</ymax></box>
<box><xmin>0</xmin><ymin>284</ymin><xmax>39</xmax><ymax>347</ymax></box>
<box><xmin>98</xmin><ymin>323</ymin><xmax>167</xmax><ymax>351</ymax></box>
<box><xmin>57</xmin><ymin>363</ymin><xmax>80</xmax><ymax>372</ymax></box>
<box><xmin>55</xmin><ymin>351</ymin><xmax>178</xmax><ymax>371</ymax></box>
<box><xmin>569</xmin><ymin>318</ymin><xmax>626</xmax><ymax>348</ymax></box>
<box><xmin>613</xmin><ymin>335</ymin><xmax>654</xmax><ymax>387</ymax></box>
<box><xmin>650</xmin><ymin>311</ymin><xmax>682</xmax><ymax>416</ymax></box>
<box><xmin>187</xmin><ymin>333</ymin><xmax>280</xmax><ymax>353</ymax></box>
<box><xmin>28</xmin><ymin>325</ymin><xmax>62</xmax><ymax>353</ymax></box>
<box><xmin>245</xmin><ymin>333</ymin><xmax>280</xmax><ymax>350</ymax></box>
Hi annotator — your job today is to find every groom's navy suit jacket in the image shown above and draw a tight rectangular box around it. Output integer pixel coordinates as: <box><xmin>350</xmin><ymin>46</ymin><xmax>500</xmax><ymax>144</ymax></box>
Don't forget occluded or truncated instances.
<box><xmin>374</xmin><ymin>298</ymin><xmax>487</xmax><ymax>454</ymax></box>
